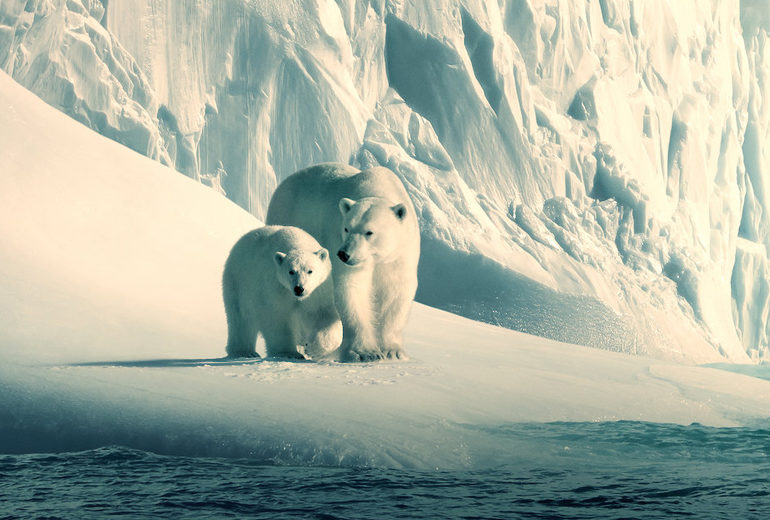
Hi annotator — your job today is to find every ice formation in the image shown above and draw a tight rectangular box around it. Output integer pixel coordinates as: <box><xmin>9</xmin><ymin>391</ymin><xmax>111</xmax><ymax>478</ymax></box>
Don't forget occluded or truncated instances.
<box><xmin>4</xmin><ymin>71</ymin><xmax>770</xmax><ymax>462</ymax></box>
<box><xmin>1</xmin><ymin>0</ymin><xmax>768</xmax><ymax>362</ymax></box>
<box><xmin>0</xmin><ymin>0</ymin><xmax>169</xmax><ymax>163</ymax></box>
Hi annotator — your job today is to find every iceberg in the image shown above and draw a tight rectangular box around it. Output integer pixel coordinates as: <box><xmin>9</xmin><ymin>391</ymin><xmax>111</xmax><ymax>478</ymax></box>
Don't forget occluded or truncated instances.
<box><xmin>1</xmin><ymin>0</ymin><xmax>769</xmax><ymax>362</ymax></box>
<box><xmin>3</xmin><ymin>69</ymin><xmax>770</xmax><ymax>465</ymax></box>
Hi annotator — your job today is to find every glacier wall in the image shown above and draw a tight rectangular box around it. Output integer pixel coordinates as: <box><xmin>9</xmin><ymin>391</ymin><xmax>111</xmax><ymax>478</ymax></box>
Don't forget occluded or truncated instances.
<box><xmin>2</xmin><ymin>0</ymin><xmax>768</xmax><ymax>363</ymax></box>
<box><xmin>0</xmin><ymin>0</ymin><xmax>169</xmax><ymax>164</ymax></box>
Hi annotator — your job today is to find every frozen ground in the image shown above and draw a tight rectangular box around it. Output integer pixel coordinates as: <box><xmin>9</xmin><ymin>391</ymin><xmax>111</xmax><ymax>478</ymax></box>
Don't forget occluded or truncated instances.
<box><xmin>2</xmin><ymin>71</ymin><xmax>770</xmax><ymax>470</ymax></box>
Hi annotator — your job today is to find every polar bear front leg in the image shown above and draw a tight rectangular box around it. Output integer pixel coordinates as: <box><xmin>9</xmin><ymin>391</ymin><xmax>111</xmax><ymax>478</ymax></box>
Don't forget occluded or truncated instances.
<box><xmin>262</xmin><ymin>320</ymin><xmax>304</xmax><ymax>359</ymax></box>
<box><xmin>376</xmin><ymin>269</ymin><xmax>416</xmax><ymax>360</ymax></box>
<box><xmin>225</xmin><ymin>321</ymin><xmax>260</xmax><ymax>358</ymax></box>
<box><xmin>223</xmin><ymin>272</ymin><xmax>260</xmax><ymax>358</ymax></box>
<box><xmin>224</xmin><ymin>304</ymin><xmax>260</xmax><ymax>358</ymax></box>
<box><xmin>335</xmin><ymin>269</ymin><xmax>381</xmax><ymax>362</ymax></box>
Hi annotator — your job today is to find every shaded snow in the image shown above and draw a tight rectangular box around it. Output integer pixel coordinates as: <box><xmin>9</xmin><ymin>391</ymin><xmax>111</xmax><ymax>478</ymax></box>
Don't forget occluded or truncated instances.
<box><xmin>2</xmin><ymin>71</ymin><xmax>770</xmax><ymax>467</ymax></box>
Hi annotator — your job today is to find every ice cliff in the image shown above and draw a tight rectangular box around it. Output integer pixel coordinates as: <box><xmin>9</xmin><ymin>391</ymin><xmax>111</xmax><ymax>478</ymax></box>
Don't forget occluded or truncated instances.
<box><xmin>0</xmin><ymin>0</ymin><xmax>169</xmax><ymax>163</ymax></box>
<box><xmin>1</xmin><ymin>0</ymin><xmax>768</xmax><ymax>363</ymax></box>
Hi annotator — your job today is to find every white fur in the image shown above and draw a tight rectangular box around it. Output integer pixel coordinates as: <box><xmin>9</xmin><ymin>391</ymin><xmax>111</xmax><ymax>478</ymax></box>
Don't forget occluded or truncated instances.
<box><xmin>266</xmin><ymin>164</ymin><xmax>420</xmax><ymax>361</ymax></box>
<box><xmin>222</xmin><ymin>225</ymin><xmax>341</xmax><ymax>359</ymax></box>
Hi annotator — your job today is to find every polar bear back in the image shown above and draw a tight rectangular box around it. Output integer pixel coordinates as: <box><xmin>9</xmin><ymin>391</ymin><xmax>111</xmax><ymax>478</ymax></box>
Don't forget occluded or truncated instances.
<box><xmin>266</xmin><ymin>163</ymin><xmax>418</xmax><ymax>251</ymax></box>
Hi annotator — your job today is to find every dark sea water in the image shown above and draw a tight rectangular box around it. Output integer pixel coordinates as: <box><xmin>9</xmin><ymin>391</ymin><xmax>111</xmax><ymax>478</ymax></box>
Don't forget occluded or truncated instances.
<box><xmin>2</xmin><ymin>421</ymin><xmax>769</xmax><ymax>519</ymax></box>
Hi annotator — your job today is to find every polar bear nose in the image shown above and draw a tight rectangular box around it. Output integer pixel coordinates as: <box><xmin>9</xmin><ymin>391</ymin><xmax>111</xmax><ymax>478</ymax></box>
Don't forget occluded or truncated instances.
<box><xmin>337</xmin><ymin>250</ymin><xmax>349</xmax><ymax>263</ymax></box>
<box><xmin>294</xmin><ymin>286</ymin><xmax>304</xmax><ymax>296</ymax></box>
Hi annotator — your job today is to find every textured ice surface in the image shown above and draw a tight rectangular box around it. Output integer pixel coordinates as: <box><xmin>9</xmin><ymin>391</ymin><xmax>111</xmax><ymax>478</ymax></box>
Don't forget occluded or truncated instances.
<box><xmin>3</xmin><ymin>71</ymin><xmax>770</xmax><ymax>468</ymax></box>
<box><xmin>0</xmin><ymin>0</ymin><xmax>170</xmax><ymax>163</ymax></box>
<box><xmin>2</xmin><ymin>1</ymin><xmax>769</xmax><ymax>362</ymax></box>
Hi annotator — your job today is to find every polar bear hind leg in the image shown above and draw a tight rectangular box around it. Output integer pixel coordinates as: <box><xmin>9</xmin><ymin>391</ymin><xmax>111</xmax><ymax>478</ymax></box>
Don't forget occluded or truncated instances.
<box><xmin>299</xmin><ymin>304</ymin><xmax>343</xmax><ymax>359</ymax></box>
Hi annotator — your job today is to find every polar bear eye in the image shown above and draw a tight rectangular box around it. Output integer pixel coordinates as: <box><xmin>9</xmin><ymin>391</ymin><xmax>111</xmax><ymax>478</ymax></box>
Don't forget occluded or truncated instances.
<box><xmin>289</xmin><ymin>270</ymin><xmax>295</xmax><ymax>275</ymax></box>
<box><xmin>307</xmin><ymin>270</ymin><xmax>313</xmax><ymax>274</ymax></box>
<box><xmin>344</xmin><ymin>228</ymin><xmax>348</xmax><ymax>233</ymax></box>
<box><xmin>366</xmin><ymin>231</ymin><xmax>373</xmax><ymax>236</ymax></box>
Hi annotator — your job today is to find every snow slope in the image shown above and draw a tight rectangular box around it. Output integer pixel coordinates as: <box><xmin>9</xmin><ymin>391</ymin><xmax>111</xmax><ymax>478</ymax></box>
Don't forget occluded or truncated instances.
<box><xmin>3</xmin><ymin>72</ymin><xmax>770</xmax><ymax>468</ymax></box>
<box><xmin>3</xmin><ymin>1</ymin><xmax>767</xmax><ymax>362</ymax></box>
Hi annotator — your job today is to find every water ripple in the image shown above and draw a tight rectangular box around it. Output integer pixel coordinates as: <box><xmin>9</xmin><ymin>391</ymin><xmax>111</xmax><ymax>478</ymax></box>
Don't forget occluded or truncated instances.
<box><xmin>1</xmin><ymin>422</ymin><xmax>770</xmax><ymax>519</ymax></box>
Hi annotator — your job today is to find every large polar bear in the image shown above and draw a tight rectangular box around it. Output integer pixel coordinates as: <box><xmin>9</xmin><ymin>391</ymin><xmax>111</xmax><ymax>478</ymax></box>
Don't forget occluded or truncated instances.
<box><xmin>266</xmin><ymin>163</ymin><xmax>420</xmax><ymax>362</ymax></box>
<box><xmin>222</xmin><ymin>225</ymin><xmax>341</xmax><ymax>359</ymax></box>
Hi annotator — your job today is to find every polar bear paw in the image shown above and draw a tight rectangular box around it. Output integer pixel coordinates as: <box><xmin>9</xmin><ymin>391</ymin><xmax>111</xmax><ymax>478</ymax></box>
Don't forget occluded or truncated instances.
<box><xmin>226</xmin><ymin>348</ymin><xmax>261</xmax><ymax>359</ymax></box>
<box><xmin>383</xmin><ymin>346</ymin><xmax>408</xmax><ymax>360</ymax></box>
<box><xmin>267</xmin><ymin>346</ymin><xmax>307</xmax><ymax>360</ymax></box>
<box><xmin>343</xmin><ymin>340</ymin><xmax>384</xmax><ymax>362</ymax></box>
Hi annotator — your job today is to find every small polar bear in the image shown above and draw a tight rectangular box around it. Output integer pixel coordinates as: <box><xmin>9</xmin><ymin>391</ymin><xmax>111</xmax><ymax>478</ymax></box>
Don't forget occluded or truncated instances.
<box><xmin>222</xmin><ymin>225</ymin><xmax>341</xmax><ymax>359</ymax></box>
<box><xmin>266</xmin><ymin>163</ymin><xmax>420</xmax><ymax>362</ymax></box>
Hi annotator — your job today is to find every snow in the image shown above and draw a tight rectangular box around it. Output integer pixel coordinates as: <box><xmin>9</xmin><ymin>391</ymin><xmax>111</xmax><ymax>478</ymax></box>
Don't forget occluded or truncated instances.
<box><xmin>3</xmin><ymin>70</ymin><xmax>770</xmax><ymax>468</ymax></box>
<box><xmin>0</xmin><ymin>69</ymin><xmax>256</xmax><ymax>365</ymax></box>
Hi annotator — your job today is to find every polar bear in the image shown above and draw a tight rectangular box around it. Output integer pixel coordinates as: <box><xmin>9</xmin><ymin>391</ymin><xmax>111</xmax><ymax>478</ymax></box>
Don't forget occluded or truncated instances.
<box><xmin>266</xmin><ymin>163</ymin><xmax>420</xmax><ymax>362</ymax></box>
<box><xmin>222</xmin><ymin>225</ymin><xmax>341</xmax><ymax>359</ymax></box>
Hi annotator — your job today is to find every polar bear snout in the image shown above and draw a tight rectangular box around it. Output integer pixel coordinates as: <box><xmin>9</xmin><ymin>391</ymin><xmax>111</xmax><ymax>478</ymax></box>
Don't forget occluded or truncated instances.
<box><xmin>337</xmin><ymin>249</ymin><xmax>363</xmax><ymax>266</ymax></box>
<box><xmin>337</xmin><ymin>234</ymin><xmax>370</xmax><ymax>266</ymax></box>
<box><xmin>294</xmin><ymin>285</ymin><xmax>305</xmax><ymax>296</ymax></box>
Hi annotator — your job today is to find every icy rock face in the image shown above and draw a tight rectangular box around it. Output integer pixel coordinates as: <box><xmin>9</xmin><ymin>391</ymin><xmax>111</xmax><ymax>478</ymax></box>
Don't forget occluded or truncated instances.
<box><xmin>7</xmin><ymin>0</ymin><xmax>769</xmax><ymax>362</ymax></box>
<box><xmin>734</xmin><ymin>0</ymin><xmax>770</xmax><ymax>360</ymax></box>
<box><xmin>0</xmin><ymin>0</ymin><xmax>169</xmax><ymax>163</ymax></box>
<box><xmin>104</xmin><ymin>0</ymin><xmax>373</xmax><ymax>215</ymax></box>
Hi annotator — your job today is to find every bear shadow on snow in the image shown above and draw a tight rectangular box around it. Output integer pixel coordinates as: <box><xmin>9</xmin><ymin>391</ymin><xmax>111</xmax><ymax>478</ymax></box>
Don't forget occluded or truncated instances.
<box><xmin>67</xmin><ymin>356</ymin><xmax>314</xmax><ymax>368</ymax></box>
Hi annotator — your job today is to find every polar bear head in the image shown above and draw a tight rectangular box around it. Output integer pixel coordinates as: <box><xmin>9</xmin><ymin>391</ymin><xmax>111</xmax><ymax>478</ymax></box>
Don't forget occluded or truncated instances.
<box><xmin>273</xmin><ymin>247</ymin><xmax>331</xmax><ymax>300</ymax></box>
<box><xmin>336</xmin><ymin>196</ymin><xmax>409</xmax><ymax>266</ymax></box>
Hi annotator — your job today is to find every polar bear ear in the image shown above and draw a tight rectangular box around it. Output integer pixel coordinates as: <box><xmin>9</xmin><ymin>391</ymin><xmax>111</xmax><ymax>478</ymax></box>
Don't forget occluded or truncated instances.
<box><xmin>316</xmin><ymin>248</ymin><xmax>328</xmax><ymax>261</ymax></box>
<box><xmin>392</xmin><ymin>203</ymin><xmax>407</xmax><ymax>221</ymax></box>
<box><xmin>339</xmin><ymin>197</ymin><xmax>356</xmax><ymax>215</ymax></box>
<box><xmin>274</xmin><ymin>251</ymin><xmax>287</xmax><ymax>266</ymax></box>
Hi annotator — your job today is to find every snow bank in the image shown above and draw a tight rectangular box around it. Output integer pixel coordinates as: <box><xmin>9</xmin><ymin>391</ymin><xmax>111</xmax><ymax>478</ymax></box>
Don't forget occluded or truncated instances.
<box><xmin>3</xmin><ymin>1</ymin><xmax>769</xmax><ymax>362</ymax></box>
<box><xmin>3</xmin><ymin>71</ymin><xmax>770</xmax><ymax>468</ymax></box>
<box><xmin>0</xmin><ymin>70</ymin><xmax>256</xmax><ymax>365</ymax></box>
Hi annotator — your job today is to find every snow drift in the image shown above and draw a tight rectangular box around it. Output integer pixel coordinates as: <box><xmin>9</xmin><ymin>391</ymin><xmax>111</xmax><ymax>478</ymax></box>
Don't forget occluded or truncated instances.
<box><xmin>3</xmin><ymin>70</ymin><xmax>770</xmax><ymax>466</ymax></box>
<box><xmin>1</xmin><ymin>1</ymin><xmax>769</xmax><ymax>362</ymax></box>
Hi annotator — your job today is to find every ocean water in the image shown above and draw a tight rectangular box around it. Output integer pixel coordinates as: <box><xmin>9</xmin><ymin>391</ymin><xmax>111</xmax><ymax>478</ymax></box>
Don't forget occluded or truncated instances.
<box><xmin>1</xmin><ymin>421</ymin><xmax>769</xmax><ymax>519</ymax></box>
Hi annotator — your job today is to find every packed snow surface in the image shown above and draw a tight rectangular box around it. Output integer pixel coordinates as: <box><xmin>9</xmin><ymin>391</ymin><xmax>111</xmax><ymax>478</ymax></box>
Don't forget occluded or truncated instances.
<box><xmin>3</xmin><ymin>71</ymin><xmax>770</xmax><ymax>468</ymax></box>
<box><xmin>2</xmin><ymin>0</ymin><xmax>768</xmax><ymax>362</ymax></box>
